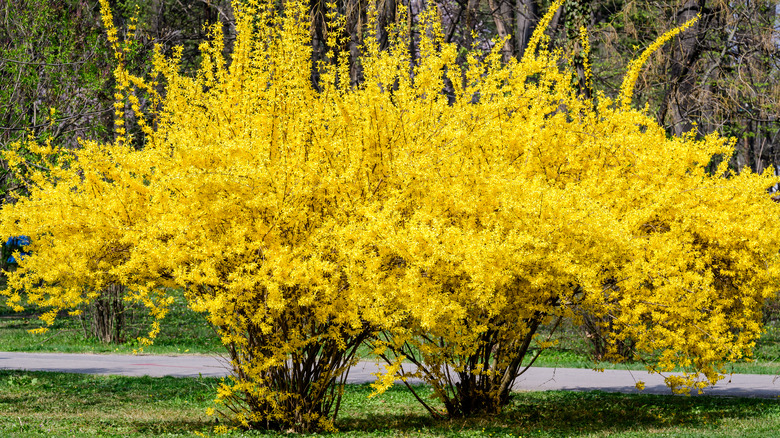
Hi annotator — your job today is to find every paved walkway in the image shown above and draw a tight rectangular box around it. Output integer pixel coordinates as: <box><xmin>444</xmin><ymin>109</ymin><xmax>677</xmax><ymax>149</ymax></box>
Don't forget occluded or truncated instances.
<box><xmin>1</xmin><ymin>352</ymin><xmax>778</xmax><ymax>398</ymax></box>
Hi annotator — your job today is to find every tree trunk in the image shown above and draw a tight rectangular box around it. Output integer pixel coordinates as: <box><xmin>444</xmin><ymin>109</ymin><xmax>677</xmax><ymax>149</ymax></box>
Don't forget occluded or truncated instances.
<box><xmin>464</xmin><ymin>0</ymin><xmax>481</xmax><ymax>48</ymax></box>
<box><xmin>487</xmin><ymin>0</ymin><xmax>515</xmax><ymax>62</ymax></box>
<box><xmin>86</xmin><ymin>283</ymin><xmax>126</xmax><ymax>344</ymax></box>
<box><xmin>515</xmin><ymin>0</ymin><xmax>538</xmax><ymax>58</ymax></box>
<box><xmin>310</xmin><ymin>0</ymin><xmax>327</xmax><ymax>88</ymax></box>
<box><xmin>376</xmin><ymin>0</ymin><xmax>397</xmax><ymax>50</ymax></box>
<box><xmin>657</xmin><ymin>0</ymin><xmax>707</xmax><ymax>136</ymax></box>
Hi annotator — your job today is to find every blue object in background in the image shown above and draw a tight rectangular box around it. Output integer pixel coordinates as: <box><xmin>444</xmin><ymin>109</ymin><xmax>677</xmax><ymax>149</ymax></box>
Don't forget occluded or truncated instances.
<box><xmin>6</xmin><ymin>235</ymin><xmax>30</xmax><ymax>264</ymax></box>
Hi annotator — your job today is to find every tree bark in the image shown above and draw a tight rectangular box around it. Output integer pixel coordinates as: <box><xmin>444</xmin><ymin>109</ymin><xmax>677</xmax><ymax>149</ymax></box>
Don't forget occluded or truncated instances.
<box><xmin>464</xmin><ymin>0</ymin><xmax>481</xmax><ymax>48</ymax></box>
<box><xmin>657</xmin><ymin>0</ymin><xmax>707</xmax><ymax>136</ymax></box>
<box><xmin>86</xmin><ymin>283</ymin><xmax>126</xmax><ymax>344</ymax></box>
<box><xmin>376</xmin><ymin>0</ymin><xmax>397</xmax><ymax>50</ymax></box>
<box><xmin>487</xmin><ymin>0</ymin><xmax>515</xmax><ymax>62</ymax></box>
<box><xmin>515</xmin><ymin>0</ymin><xmax>538</xmax><ymax>58</ymax></box>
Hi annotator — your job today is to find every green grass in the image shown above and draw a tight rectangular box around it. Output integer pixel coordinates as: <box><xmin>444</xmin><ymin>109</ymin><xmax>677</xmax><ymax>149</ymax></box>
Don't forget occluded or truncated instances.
<box><xmin>530</xmin><ymin>320</ymin><xmax>780</xmax><ymax>375</ymax></box>
<box><xmin>0</xmin><ymin>370</ymin><xmax>778</xmax><ymax>437</ymax></box>
<box><xmin>1</xmin><ymin>293</ymin><xmax>779</xmax><ymax>436</ymax></box>
<box><xmin>0</xmin><ymin>290</ymin><xmax>222</xmax><ymax>355</ymax></box>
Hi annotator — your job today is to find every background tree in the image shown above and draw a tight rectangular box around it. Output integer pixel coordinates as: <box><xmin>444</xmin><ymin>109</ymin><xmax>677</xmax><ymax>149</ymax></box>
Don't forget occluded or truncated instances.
<box><xmin>0</xmin><ymin>0</ymin><xmax>239</xmax><ymax>344</ymax></box>
<box><xmin>0</xmin><ymin>0</ymin><xmax>113</xmax><ymax>193</ymax></box>
<box><xmin>585</xmin><ymin>0</ymin><xmax>780</xmax><ymax>173</ymax></box>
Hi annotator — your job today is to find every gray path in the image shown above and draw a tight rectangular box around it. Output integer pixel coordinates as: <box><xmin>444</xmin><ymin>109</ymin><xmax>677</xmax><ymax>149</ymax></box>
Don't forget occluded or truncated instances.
<box><xmin>1</xmin><ymin>352</ymin><xmax>779</xmax><ymax>398</ymax></box>
<box><xmin>0</xmin><ymin>352</ymin><xmax>232</xmax><ymax>378</ymax></box>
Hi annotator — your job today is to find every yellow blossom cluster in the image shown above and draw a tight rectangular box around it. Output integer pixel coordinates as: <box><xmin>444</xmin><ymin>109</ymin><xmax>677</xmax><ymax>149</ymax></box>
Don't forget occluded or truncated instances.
<box><xmin>2</xmin><ymin>0</ymin><xmax>779</xmax><ymax>430</ymax></box>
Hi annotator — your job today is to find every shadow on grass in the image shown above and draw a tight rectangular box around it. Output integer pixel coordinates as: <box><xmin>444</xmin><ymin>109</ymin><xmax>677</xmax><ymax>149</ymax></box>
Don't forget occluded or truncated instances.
<box><xmin>505</xmin><ymin>391</ymin><xmax>777</xmax><ymax>434</ymax></box>
<box><xmin>336</xmin><ymin>385</ymin><xmax>780</xmax><ymax>437</ymax></box>
<box><xmin>128</xmin><ymin>418</ymin><xmax>216</xmax><ymax>435</ymax></box>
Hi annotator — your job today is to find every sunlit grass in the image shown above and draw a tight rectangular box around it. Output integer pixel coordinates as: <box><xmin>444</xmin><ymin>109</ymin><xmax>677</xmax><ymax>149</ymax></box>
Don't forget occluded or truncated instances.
<box><xmin>1</xmin><ymin>371</ymin><xmax>779</xmax><ymax>437</ymax></box>
<box><xmin>0</xmin><ymin>289</ymin><xmax>221</xmax><ymax>355</ymax></box>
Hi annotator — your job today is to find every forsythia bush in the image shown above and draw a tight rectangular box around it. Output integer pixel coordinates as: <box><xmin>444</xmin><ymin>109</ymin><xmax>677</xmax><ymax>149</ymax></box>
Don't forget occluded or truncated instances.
<box><xmin>2</xmin><ymin>0</ymin><xmax>779</xmax><ymax>430</ymax></box>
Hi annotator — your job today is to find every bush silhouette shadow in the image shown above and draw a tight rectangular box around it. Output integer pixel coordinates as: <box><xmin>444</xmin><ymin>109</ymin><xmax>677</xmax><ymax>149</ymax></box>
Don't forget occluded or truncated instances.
<box><xmin>337</xmin><ymin>385</ymin><xmax>779</xmax><ymax>436</ymax></box>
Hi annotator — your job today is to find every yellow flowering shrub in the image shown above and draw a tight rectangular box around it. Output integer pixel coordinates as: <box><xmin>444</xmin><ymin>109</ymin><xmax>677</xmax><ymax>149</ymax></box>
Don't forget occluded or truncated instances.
<box><xmin>2</xmin><ymin>0</ymin><xmax>780</xmax><ymax>430</ymax></box>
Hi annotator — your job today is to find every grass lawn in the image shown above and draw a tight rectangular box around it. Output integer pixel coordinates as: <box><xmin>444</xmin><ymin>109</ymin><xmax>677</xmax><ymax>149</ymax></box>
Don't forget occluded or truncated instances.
<box><xmin>0</xmin><ymin>291</ymin><xmax>223</xmax><ymax>356</ymax></box>
<box><xmin>1</xmin><ymin>290</ymin><xmax>779</xmax><ymax>436</ymax></box>
<box><xmin>0</xmin><ymin>370</ymin><xmax>778</xmax><ymax>437</ymax></box>
<box><xmin>532</xmin><ymin>320</ymin><xmax>780</xmax><ymax>375</ymax></box>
